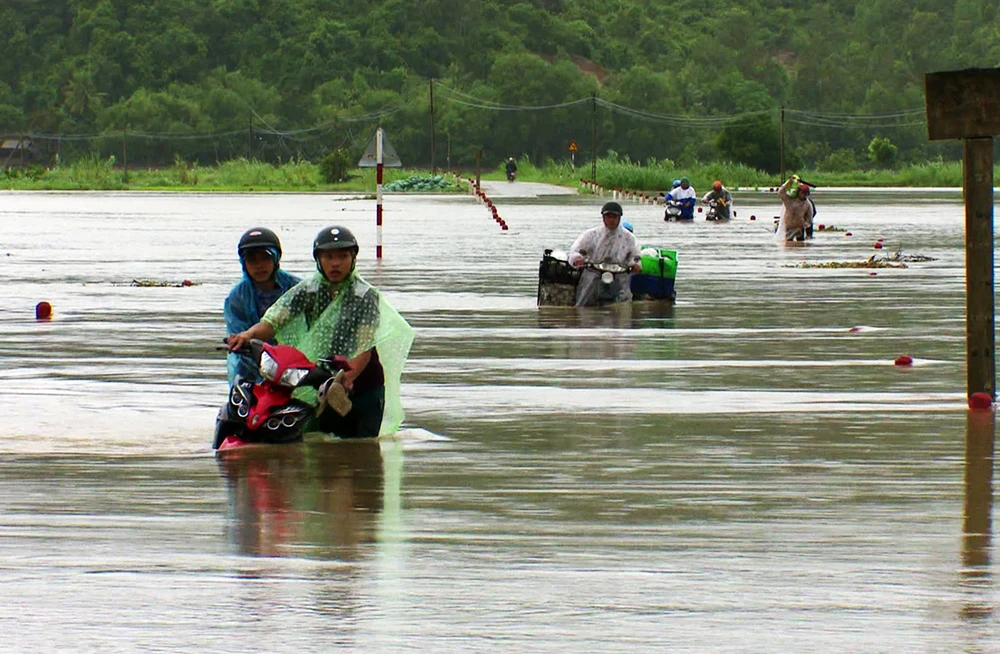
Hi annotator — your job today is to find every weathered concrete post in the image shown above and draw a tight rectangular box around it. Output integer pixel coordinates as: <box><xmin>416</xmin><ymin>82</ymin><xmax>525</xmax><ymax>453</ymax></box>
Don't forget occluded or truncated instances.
<box><xmin>925</xmin><ymin>68</ymin><xmax>1000</xmax><ymax>400</ymax></box>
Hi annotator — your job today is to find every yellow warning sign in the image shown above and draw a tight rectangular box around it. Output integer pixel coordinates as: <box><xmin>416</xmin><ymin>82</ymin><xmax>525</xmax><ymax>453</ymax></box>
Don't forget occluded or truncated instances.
<box><xmin>568</xmin><ymin>141</ymin><xmax>579</xmax><ymax>152</ymax></box>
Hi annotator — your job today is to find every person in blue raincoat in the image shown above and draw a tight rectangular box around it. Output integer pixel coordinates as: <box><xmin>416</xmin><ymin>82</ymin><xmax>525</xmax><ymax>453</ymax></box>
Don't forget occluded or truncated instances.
<box><xmin>224</xmin><ymin>227</ymin><xmax>301</xmax><ymax>383</ymax></box>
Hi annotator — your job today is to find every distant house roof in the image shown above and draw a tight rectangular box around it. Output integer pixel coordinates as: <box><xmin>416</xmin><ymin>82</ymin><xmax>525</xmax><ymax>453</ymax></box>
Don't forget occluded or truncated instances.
<box><xmin>0</xmin><ymin>139</ymin><xmax>38</xmax><ymax>150</ymax></box>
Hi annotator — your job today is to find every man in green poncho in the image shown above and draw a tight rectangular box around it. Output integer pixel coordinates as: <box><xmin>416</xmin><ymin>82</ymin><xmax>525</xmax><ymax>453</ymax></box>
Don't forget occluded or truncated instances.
<box><xmin>227</xmin><ymin>225</ymin><xmax>414</xmax><ymax>438</ymax></box>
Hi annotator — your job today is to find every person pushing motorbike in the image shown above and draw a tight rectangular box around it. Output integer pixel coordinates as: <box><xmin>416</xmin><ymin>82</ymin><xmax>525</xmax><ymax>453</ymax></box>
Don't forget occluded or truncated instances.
<box><xmin>701</xmin><ymin>180</ymin><xmax>734</xmax><ymax>220</ymax></box>
<box><xmin>227</xmin><ymin>226</ymin><xmax>413</xmax><ymax>439</ymax></box>
<box><xmin>667</xmin><ymin>177</ymin><xmax>697</xmax><ymax>220</ymax></box>
<box><xmin>568</xmin><ymin>201</ymin><xmax>641</xmax><ymax>307</ymax></box>
<box><xmin>224</xmin><ymin>227</ymin><xmax>301</xmax><ymax>383</ymax></box>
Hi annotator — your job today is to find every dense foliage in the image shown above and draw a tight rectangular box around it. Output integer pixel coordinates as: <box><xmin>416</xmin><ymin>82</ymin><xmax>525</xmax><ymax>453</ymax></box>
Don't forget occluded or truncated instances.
<box><xmin>2</xmin><ymin>0</ymin><xmax>998</xmax><ymax>171</ymax></box>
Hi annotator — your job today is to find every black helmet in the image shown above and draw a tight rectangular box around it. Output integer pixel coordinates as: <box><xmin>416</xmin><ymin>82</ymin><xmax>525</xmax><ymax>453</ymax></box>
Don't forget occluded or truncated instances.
<box><xmin>238</xmin><ymin>227</ymin><xmax>282</xmax><ymax>258</ymax></box>
<box><xmin>313</xmin><ymin>225</ymin><xmax>359</xmax><ymax>260</ymax></box>
<box><xmin>600</xmin><ymin>201</ymin><xmax>623</xmax><ymax>217</ymax></box>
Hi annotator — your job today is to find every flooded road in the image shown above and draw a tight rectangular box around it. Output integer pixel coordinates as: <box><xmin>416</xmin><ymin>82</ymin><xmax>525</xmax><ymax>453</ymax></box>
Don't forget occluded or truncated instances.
<box><xmin>0</xmin><ymin>188</ymin><xmax>996</xmax><ymax>651</ymax></box>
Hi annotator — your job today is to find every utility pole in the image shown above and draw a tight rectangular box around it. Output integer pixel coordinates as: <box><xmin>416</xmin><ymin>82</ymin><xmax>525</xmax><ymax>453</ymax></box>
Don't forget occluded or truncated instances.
<box><xmin>247</xmin><ymin>118</ymin><xmax>252</xmax><ymax>160</ymax></box>
<box><xmin>591</xmin><ymin>92</ymin><xmax>597</xmax><ymax>183</ymax></box>
<box><xmin>429</xmin><ymin>79</ymin><xmax>436</xmax><ymax>173</ymax></box>
<box><xmin>475</xmin><ymin>149</ymin><xmax>482</xmax><ymax>190</ymax></box>
<box><xmin>925</xmin><ymin>67</ymin><xmax>1000</xmax><ymax>404</ymax></box>
<box><xmin>779</xmin><ymin>106</ymin><xmax>786</xmax><ymax>181</ymax></box>
<box><xmin>122</xmin><ymin>121</ymin><xmax>128</xmax><ymax>182</ymax></box>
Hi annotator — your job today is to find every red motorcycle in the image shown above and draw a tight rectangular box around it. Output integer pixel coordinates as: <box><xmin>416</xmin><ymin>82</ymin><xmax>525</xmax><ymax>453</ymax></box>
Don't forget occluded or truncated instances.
<box><xmin>214</xmin><ymin>339</ymin><xmax>350</xmax><ymax>452</ymax></box>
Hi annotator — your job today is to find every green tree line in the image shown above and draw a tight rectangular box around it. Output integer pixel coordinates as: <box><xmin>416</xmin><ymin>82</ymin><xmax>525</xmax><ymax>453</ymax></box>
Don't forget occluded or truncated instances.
<box><xmin>2</xmin><ymin>0</ymin><xmax>999</xmax><ymax>171</ymax></box>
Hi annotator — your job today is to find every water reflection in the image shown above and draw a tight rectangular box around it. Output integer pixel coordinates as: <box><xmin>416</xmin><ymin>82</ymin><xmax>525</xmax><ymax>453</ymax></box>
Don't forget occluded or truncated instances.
<box><xmin>217</xmin><ymin>440</ymin><xmax>384</xmax><ymax>560</ymax></box>
<box><xmin>536</xmin><ymin>300</ymin><xmax>675</xmax><ymax>330</ymax></box>
<box><xmin>961</xmin><ymin>411</ymin><xmax>995</xmax><ymax>626</ymax></box>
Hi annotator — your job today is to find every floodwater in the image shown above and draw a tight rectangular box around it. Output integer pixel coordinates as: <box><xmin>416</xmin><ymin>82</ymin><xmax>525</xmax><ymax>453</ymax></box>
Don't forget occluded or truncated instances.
<box><xmin>0</xmin><ymin>185</ymin><xmax>996</xmax><ymax>652</ymax></box>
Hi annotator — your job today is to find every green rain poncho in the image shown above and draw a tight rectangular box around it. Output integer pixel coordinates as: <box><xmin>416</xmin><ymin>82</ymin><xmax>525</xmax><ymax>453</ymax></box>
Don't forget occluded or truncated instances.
<box><xmin>261</xmin><ymin>270</ymin><xmax>414</xmax><ymax>436</ymax></box>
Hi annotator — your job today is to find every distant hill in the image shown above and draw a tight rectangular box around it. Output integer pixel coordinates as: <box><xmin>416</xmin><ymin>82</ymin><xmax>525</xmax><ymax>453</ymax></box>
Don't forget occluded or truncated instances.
<box><xmin>1</xmin><ymin>0</ymin><xmax>997</xmax><ymax>169</ymax></box>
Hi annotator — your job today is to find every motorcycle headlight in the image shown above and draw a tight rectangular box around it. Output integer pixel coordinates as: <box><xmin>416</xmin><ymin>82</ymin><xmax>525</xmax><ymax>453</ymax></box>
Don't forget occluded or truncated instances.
<box><xmin>259</xmin><ymin>351</ymin><xmax>279</xmax><ymax>381</ymax></box>
<box><xmin>279</xmin><ymin>367</ymin><xmax>311</xmax><ymax>388</ymax></box>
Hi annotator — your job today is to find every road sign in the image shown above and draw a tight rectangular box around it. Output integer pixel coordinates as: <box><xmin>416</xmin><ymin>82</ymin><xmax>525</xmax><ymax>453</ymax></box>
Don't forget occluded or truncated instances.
<box><xmin>359</xmin><ymin>129</ymin><xmax>402</xmax><ymax>167</ymax></box>
<box><xmin>568</xmin><ymin>141</ymin><xmax>579</xmax><ymax>152</ymax></box>
<box><xmin>926</xmin><ymin>68</ymin><xmax>1000</xmax><ymax>140</ymax></box>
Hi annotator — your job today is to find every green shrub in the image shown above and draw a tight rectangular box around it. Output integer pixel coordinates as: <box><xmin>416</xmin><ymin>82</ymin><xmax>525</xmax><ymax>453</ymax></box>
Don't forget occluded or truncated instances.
<box><xmin>868</xmin><ymin>137</ymin><xmax>898</xmax><ymax>169</ymax></box>
<box><xmin>821</xmin><ymin>149</ymin><xmax>858</xmax><ymax>173</ymax></box>
<box><xmin>319</xmin><ymin>148</ymin><xmax>353</xmax><ymax>183</ymax></box>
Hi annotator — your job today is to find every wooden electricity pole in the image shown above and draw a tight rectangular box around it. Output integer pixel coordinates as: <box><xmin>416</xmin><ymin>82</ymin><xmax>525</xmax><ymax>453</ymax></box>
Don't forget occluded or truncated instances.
<box><xmin>429</xmin><ymin>79</ymin><xmax>436</xmax><ymax>173</ymax></box>
<box><xmin>591</xmin><ymin>93</ymin><xmax>597</xmax><ymax>183</ymax></box>
<box><xmin>779</xmin><ymin>106</ymin><xmax>786</xmax><ymax>182</ymax></box>
<box><xmin>925</xmin><ymin>68</ymin><xmax>1000</xmax><ymax>401</ymax></box>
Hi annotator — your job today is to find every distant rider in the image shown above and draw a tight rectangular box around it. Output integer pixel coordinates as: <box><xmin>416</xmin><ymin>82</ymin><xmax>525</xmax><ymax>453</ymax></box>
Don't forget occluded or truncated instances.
<box><xmin>224</xmin><ymin>227</ymin><xmax>301</xmax><ymax>383</ymax></box>
<box><xmin>701</xmin><ymin>180</ymin><xmax>734</xmax><ymax>220</ymax></box>
<box><xmin>505</xmin><ymin>157</ymin><xmax>517</xmax><ymax>181</ymax></box>
<box><xmin>778</xmin><ymin>175</ymin><xmax>815</xmax><ymax>241</ymax></box>
<box><xmin>568</xmin><ymin>201</ymin><xmax>642</xmax><ymax>307</ymax></box>
<box><xmin>668</xmin><ymin>177</ymin><xmax>697</xmax><ymax>220</ymax></box>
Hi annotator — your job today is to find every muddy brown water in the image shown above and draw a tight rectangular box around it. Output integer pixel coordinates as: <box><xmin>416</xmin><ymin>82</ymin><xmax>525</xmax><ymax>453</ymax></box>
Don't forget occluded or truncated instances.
<box><xmin>0</xmin><ymin>188</ymin><xmax>995</xmax><ymax>652</ymax></box>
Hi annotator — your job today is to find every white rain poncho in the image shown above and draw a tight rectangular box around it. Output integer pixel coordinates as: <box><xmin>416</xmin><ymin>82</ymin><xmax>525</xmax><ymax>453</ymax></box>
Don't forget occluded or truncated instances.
<box><xmin>261</xmin><ymin>270</ymin><xmax>414</xmax><ymax>435</ymax></box>
<box><xmin>569</xmin><ymin>225</ymin><xmax>641</xmax><ymax>306</ymax></box>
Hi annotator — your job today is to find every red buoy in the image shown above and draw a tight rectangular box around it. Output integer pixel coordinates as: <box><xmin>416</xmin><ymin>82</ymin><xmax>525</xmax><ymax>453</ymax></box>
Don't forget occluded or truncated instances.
<box><xmin>874</xmin><ymin>242</ymin><xmax>883</xmax><ymax>249</ymax></box>
<box><xmin>848</xmin><ymin>326</ymin><xmax>862</xmax><ymax>333</ymax></box>
<box><xmin>35</xmin><ymin>301</ymin><xmax>52</xmax><ymax>320</ymax></box>
<box><xmin>750</xmin><ymin>215</ymin><xmax>756</xmax><ymax>221</ymax></box>
<box><xmin>845</xmin><ymin>232</ymin><xmax>853</xmax><ymax>237</ymax></box>
<box><xmin>969</xmin><ymin>392</ymin><xmax>993</xmax><ymax>410</ymax></box>
<box><xmin>894</xmin><ymin>355</ymin><xmax>914</xmax><ymax>366</ymax></box>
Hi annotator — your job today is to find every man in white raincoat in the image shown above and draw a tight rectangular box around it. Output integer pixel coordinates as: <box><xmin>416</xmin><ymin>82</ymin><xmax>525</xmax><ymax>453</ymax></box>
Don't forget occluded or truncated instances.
<box><xmin>568</xmin><ymin>201</ymin><xmax>642</xmax><ymax>307</ymax></box>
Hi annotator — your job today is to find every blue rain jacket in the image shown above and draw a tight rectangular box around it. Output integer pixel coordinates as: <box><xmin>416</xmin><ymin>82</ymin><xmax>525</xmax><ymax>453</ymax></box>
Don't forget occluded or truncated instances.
<box><xmin>225</xmin><ymin>268</ymin><xmax>301</xmax><ymax>382</ymax></box>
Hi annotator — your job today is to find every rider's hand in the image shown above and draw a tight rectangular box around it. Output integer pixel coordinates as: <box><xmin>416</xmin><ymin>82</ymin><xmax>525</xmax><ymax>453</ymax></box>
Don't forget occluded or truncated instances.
<box><xmin>570</xmin><ymin>255</ymin><xmax>585</xmax><ymax>268</ymax></box>
<box><xmin>631</xmin><ymin>262</ymin><xmax>642</xmax><ymax>273</ymax></box>
<box><xmin>227</xmin><ymin>332</ymin><xmax>250</xmax><ymax>352</ymax></box>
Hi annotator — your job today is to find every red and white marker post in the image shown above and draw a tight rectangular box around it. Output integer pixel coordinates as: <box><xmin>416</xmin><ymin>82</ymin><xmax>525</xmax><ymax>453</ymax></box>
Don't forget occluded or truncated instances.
<box><xmin>376</xmin><ymin>127</ymin><xmax>384</xmax><ymax>259</ymax></box>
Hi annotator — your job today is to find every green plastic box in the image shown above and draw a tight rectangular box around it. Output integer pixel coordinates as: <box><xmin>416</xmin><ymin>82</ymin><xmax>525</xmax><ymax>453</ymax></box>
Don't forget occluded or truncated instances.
<box><xmin>639</xmin><ymin>246</ymin><xmax>677</xmax><ymax>279</ymax></box>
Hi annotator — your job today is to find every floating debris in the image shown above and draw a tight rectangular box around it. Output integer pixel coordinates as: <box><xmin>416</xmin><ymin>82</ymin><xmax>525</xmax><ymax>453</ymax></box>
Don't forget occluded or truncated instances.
<box><xmin>115</xmin><ymin>279</ymin><xmax>199</xmax><ymax>287</ymax></box>
<box><xmin>792</xmin><ymin>259</ymin><xmax>907</xmax><ymax>269</ymax></box>
<box><xmin>790</xmin><ymin>246</ymin><xmax>935</xmax><ymax>269</ymax></box>
<box><xmin>884</xmin><ymin>251</ymin><xmax>936</xmax><ymax>263</ymax></box>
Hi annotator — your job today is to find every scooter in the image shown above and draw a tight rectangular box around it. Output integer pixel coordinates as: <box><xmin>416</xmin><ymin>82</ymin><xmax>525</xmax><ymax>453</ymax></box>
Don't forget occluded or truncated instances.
<box><xmin>705</xmin><ymin>199</ymin><xmax>731</xmax><ymax>221</ymax></box>
<box><xmin>664</xmin><ymin>198</ymin><xmax>694</xmax><ymax>221</ymax></box>
<box><xmin>584</xmin><ymin>261</ymin><xmax>631</xmax><ymax>305</ymax></box>
<box><xmin>213</xmin><ymin>339</ymin><xmax>350</xmax><ymax>451</ymax></box>
<box><xmin>506</xmin><ymin>169</ymin><xmax>517</xmax><ymax>182</ymax></box>
<box><xmin>664</xmin><ymin>199</ymin><xmax>683</xmax><ymax>221</ymax></box>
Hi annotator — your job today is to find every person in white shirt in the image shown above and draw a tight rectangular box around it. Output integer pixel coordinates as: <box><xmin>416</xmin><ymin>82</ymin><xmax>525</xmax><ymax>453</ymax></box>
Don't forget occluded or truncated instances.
<box><xmin>568</xmin><ymin>201</ymin><xmax>642</xmax><ymax>306</ymax></box>
<box><xmin>668</xmin><ymin>177</ymin><xmax>696</xmax><ymax>219</ymax></box>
